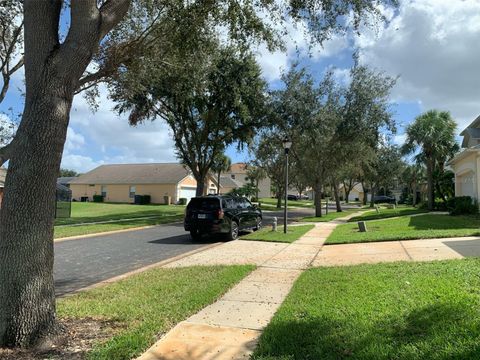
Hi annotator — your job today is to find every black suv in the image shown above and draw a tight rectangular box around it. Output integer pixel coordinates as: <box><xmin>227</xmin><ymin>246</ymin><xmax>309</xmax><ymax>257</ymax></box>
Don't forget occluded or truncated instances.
<box><xmin>184</xmin><ymin>195</ymin><xmax>262</xmax><ymax>240</ymax></box>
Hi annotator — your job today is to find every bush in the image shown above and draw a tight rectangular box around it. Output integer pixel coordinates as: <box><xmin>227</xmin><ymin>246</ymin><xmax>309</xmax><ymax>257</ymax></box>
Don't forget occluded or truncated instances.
<box><xmin>447</xmin><ymin>196</ymin><xmax>479</xmax><ymax>215</ymax></box>
<box><xmin>141</xmin><ymin>195</ymin><xmax>151</xmax><ymax>205</ymax></box>
<box><xmin>179</xmin><ymin>198</ymin><xmax>187</xmax><ymax>205</ymax></box>
<box><xmin>93</xmin><ymin>195</ymin><xmax>104</xmax><ymax>202</ymax></box>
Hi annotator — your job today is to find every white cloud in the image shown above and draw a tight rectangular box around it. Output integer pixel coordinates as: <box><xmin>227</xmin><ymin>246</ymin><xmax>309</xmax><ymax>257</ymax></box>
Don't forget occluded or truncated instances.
<box><xmin>355</xmin><ymin>0</ymin><xmax>480</xmax><ymax>130</ymax></box>
<box><xmin>61</xmin><ymin>85</ymin><xmax>177</xmax><ymax>172</ymax></box>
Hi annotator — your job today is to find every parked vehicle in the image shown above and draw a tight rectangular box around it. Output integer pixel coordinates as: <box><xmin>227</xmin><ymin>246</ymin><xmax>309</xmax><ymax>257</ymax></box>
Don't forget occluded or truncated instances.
<box><xmin>373</xmin><ymin>195</ymin><xmax>396</xmax><ymax>204</ymax></box>
<box><xmin>184</xmin><ymin>195</ymin><xmax>262</xmax><ymax>241</ymax></box>
<box><xmin>287</xmin><ymin>194</ymin><xmax>299</xmax><ymax>201</ymax></box>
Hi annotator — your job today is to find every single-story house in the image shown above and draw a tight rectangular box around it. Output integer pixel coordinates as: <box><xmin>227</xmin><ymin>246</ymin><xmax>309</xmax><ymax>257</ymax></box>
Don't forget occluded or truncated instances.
<box><xmin>448</xmin><ymin>115</ymin><xmax>480</xmax><ymax>200</ymax></box>
<box><xmin>221</xmin><ymin>162</ymin><xmax>271</xmax><ymax>198</ymax></box>
<box><xmin>339</xmin><ymin>182</ymin><xmax>371</xmax><ymax>202</ymax></box>
<box><xmin>69</xmin><ymin>163</ymin><xmax>217</xmax><ymax>204</ymax></box>
<box><xmin>0</xmin><ymin>167</ymin><xmax>6</xmax><ymax>206</ymax></box>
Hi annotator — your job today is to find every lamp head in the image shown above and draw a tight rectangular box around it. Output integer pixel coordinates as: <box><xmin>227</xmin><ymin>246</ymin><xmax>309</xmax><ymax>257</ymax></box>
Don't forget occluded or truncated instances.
<box><xmin>282</xmin><ymin>138</ymin><xmax>292</xmax><ymax>150</ymax></box>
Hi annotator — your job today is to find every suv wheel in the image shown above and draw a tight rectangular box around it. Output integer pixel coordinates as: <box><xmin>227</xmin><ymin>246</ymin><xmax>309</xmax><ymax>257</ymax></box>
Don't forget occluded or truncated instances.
<box><xmin>254</xmin><ymin>217</ymin><xmax>262</xmax><ymax>231</ymax></box>
<box><xmin>227</xmin><ymin>221</ymin><xmax>239</xmax><ymax>241</ymax></box>
<box><xmin>190</xmin><ymin>229</ymin><xmax>202</xmax><ymax>241</ymax></box>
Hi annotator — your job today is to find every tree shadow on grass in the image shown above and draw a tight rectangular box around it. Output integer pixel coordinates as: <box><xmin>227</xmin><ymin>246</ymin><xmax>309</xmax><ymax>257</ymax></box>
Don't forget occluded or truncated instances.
<box><xmin>253</xmin><ymin>303</ymin><xmax>480</xmax><ymax>360</ymax></box>
<box><xmin>407</xmin><ymin>215</ymin><xmax>480</xmax><ymax>232</ymax></box>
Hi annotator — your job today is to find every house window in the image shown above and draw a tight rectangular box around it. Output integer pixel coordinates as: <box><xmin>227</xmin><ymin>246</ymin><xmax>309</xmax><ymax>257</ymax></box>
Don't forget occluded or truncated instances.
<box><xmin>101</xmin><ymin>185</ymin><xmax>107</xmax><ymax>198</ymax></box>
<box><xmin>129</xmin><ymin>186</ymin><xmax>136</xmax><ymax>198</ymax></box>
<box><xmin>231</xmin><ymin>174</ymin><xmax>235</xmax><ymax>179</ymax></box>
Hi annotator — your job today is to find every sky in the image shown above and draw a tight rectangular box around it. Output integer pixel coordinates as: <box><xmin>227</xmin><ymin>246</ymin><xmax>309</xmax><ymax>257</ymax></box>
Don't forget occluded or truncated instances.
<box><xmin>2</xmin><ymin>0</ymin><xmax>480</xmax><ymax>173</ymax></box>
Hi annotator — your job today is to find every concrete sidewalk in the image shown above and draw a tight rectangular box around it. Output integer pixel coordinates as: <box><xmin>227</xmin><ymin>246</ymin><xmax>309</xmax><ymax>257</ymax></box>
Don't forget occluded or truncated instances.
<box><xmin>138</xmin><ymin>212</ymin><xmax>359</xmax><ymax>360</ymax></box>
<box><xmin>313</xmin><ymin>236</ymin><xmax>480</xmax><ymax>267</ymax></box>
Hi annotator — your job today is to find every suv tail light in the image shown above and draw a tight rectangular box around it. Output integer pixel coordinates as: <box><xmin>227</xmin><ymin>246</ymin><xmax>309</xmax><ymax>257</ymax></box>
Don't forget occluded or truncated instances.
<box><xmin>217</xmin><ymin>209</ymin><xmax>224</xmax><ymax>219</ymax></box>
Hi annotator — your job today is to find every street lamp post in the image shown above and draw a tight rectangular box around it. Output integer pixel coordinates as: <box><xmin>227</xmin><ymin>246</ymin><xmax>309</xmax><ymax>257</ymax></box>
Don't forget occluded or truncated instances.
<box><xmin>282</xmin><ymin>138</ymin><xmax>292</xmax><ymax>234</ymax></box>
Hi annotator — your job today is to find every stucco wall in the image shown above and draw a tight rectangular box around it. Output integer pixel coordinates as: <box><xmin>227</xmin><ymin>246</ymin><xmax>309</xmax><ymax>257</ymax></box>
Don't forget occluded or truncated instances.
<box><xmin>71</xmin><ymin>183</ymin><xmax>178</xmax><ymax>204</ymax></box>
<box><xmin>452</xmin><ymin>153</ymin><xmax>478</xmax><ymax>200</ymax></box>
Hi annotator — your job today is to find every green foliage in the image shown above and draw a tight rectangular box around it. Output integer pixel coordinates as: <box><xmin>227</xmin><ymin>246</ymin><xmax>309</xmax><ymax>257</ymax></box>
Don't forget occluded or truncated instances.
<box><xmin>59</xmin><ymin>168</ymin><xmax>79</xmax><ymax>177</ymax></box>
<box><xmin>58</xmin><ymin>265</ymin><xmax>254</xmax><ymax>360</ymax></box>
<box><xmin>447</xmin><ymin>196</ymin><xmax>479</xmax><ymax>216</ymax></box>
<box><xmin>228</xmin><ymin>183</ymin><xmax>257</xmax><ymax>198</ymax></box>
<box><xmin>92</xmin><ymin>194</ymin><xmax>104</xmax><ymax>203</ymax></box>
<box><xmin>254</xmin><ymin>259</ymin><xmax>480</xmax><ymax>360</ymax></box>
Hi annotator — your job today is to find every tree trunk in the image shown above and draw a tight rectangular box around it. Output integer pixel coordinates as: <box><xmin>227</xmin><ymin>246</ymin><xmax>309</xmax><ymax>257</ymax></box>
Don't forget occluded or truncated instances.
<box><xmin>412</xmin><ymin>180</ymin><xmax>417</xmax><ymax>207</ymax></box>
<box><xmin>427</xmin><ymin>158</ymin><xmax>434</xmax><ymax>211</ymax></box>
<box><xmin>361</xmin><ymin>181</ymin><xmax>368</xmax><ymax>206</ymax></box>
<box><xmin>0</xmin><ymin>82</ymin><xmax>72</xmax><ymax>347</ymax></box>
<box><xmin>370</xmin><ymin>185</ymin><xmax>376</xmax><ymax>208</ymax></box>
<box><xmin>332</xmin><ymin>181</ymin><xmax>342</xmax><ymax>212</ymax></box>
<box><xmin>196</xmin><ymin>176</ymin><xmax>206</xmax><ymax>197</ymax></box>
<box><xmin>276</xmin><ymin>191</ymin><xmax>282</xmax><ymax>209</ymax></box>
<box><xmin>256</xmin><ymin>179</ymin><xmax>259</xmax><ymax>200</ymax></box>
<box><xmin>314</xmin><ymin>181</ymin><xmax>322</xmax><ymax>217</ymax></box>
<box><xmin>217</xmin><ymin>171</ymin><xmax>221</xmax><ymax>194</ymax></box>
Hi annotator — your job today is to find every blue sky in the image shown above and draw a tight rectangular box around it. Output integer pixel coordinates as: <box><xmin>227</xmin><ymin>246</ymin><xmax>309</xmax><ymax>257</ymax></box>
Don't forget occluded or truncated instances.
<box><xmin>2</xmin><ymin>0</ymin><xmax>479</xmax><ymax>172</ymax></box>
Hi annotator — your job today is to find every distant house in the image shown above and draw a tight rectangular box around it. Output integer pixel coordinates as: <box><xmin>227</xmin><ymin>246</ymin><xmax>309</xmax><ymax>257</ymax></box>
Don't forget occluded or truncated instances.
<box><xmin>69</xmin><ymin>163</ymin><xmax>217</xmax><ymax>204</ymax></box>
<box><xmin>339</xmin><ymin>183</ymin><xmax>371</xmax><ymax>203</ymax></box>
<box><xmin>220</xmin><ymin>162</ymin><xmax>271</xmax><ymax>198</ymax></box>
<box><xmin>57</xmin><ymin>177</ymin><xmax>76</xmax><ymax>188</ymax></box>
<box><xmin>0</xmin><ymin>167</ymin><xmax>6</xmax><ymax>206</ymax></box>
<box><xmin>449</xmin><ymin>116</ymin><xmax>480</xmax><ymax>200</ymax></box>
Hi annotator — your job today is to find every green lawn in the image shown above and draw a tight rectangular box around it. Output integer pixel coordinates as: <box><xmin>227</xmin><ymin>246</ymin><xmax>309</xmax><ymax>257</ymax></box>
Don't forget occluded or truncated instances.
<box><xmin>327</xmin><ymin>214</ymin><xmax>480</xmax><ymax>244</ymax></box>
<box><xmin>54</xmin><ymin>202</ymin><xmax>185</xmax><ymax>238</ymax></box>
<box><xmin>253</xmin><ymin>259</ymin><xmax>480</xmax><ymax>360</ymax></box>
<box><xmin>58</xmin><ymin>265</ymin><xmax>254</xmax><ymax>360</ymax></box>
<box><xmin>56</xmin><ymin>202</ymin><xmax>185</xmax><ymax>225</ymax></box>
<box><xmin>241</xmin><ymin>225</ymin><xmax>314</xmax><ymax>243</ymax></box>
<box><xmin>348</xmin><ymin>205</ymin><xmax>428</xmax><ymax>222</ymax></box>
<box><xmin>301</xmin><ymin>209</ymin><xmax>361</xmax><ymax>222</ymax></box>
<box><xmin>259</xmin><ymin>197</ymin><xmax>314</xmax><ymax>209</ymax></box>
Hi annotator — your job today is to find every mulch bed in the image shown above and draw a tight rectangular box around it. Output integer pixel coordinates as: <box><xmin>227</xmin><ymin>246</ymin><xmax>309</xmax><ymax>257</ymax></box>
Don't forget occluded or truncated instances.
<box><xmin>0</xmin><ymin>317</ymin><xmax>123</xmax><ymax>359</ymax></box>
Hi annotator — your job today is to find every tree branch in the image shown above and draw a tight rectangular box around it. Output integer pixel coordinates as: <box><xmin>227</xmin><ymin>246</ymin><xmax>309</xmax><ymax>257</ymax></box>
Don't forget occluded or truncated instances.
<box><xmin>99</xmin><ymin>0</ymin><xmax>131</xmax><ymax>38</ymax></box>
<box><xmin>0</xmin><ymin>139</ymin><xmax>17</xmax><ymax>166</ymax></box>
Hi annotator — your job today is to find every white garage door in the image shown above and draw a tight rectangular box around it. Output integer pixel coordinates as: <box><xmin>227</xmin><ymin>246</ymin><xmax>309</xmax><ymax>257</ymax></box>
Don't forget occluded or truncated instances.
<box><xmin>179</xmin><ymin>186</ymin><xmax>197</xmax><ymax>204</ymax></box>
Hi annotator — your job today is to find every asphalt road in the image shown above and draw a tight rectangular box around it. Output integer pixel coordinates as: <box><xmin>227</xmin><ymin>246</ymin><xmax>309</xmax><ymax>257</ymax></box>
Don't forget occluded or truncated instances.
<box><xmin>54</xmin><ymin>207</ymin><xmax>315</xmax><ymax>296</ymax></box>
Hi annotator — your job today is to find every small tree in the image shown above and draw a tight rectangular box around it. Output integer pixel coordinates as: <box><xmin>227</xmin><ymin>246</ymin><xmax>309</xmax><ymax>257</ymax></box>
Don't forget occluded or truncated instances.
<box><xmin>246</xmin><ymin>165</ymin><xmax>267</xmax><ymax>200</ymax></box>
<box><xmin>402</xmin><ymin>110</ymin><xmax>459</xmax><ymax>210</ymax></box>
<box><xmin>211</xmin><ymin>154</ymin><xmax>232</xmax><ymax>195</ymax></box>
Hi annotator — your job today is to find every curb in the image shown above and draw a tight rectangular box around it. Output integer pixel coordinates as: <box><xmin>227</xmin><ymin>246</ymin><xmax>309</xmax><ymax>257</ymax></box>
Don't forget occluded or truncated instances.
<box><xmin>58</xmin><ymin>241</ymin><xmax>224</xmax><ymax>298</ymax></box>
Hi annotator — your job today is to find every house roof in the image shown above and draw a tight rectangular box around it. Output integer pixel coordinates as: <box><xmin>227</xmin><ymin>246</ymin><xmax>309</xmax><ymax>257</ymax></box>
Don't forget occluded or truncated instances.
<box><xmin>219</xmin><ymin>176</ymin><xmax>243</xmax><ymax>188</ymax></box>
<box><xmin>460</xmin><ymin>115</ymin><xmax>480</xmax><ymax>136</ymax></box>
<box><xmin>447</xmin><ymin>145</ymin><xmax>480</xmax><ymax>166</ymax></box>
<box><xmin>228</xmin><ymin>163</ymin><xmax>248</xmax><ymax>174</ymax></box>
<box><xmin>461</xmin><ymin>127</ymin><xmax>480</xmax><ymax>148</ymax></box>
<box><xmin>69</xmin><ymin>163</ymin><xmax>191</xmax><ymax>185</ymax></box>
<box><xmin>57</xmin><ymin>176</ymin><xmax>77</xmax><ymax>185</ymax></box>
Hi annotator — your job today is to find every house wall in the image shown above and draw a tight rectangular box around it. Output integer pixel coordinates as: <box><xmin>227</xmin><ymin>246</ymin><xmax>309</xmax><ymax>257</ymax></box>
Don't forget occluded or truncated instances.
<box><xmin>71</xmin><ymin>183</ymin><xmax>178</xmax><ymax>204</ymax></box>
<box><xmin>452</xmin><ymin>153</ymin><xmax>479</xmax><ymax>200</ymax></box>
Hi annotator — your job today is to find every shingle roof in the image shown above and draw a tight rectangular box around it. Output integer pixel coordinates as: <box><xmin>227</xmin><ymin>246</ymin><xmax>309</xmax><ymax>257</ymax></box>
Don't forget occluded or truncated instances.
<box><xmin>228</xmin><ymin>163</ymin><xmax>248</xmax><ymax>174</ymax></box>
<box><xmin>57</xmin><ymin>177</ymin><xmax>77</xmax><ymax>185</ymax></box>
<box><xmin>219</xmin><ymin>176</ymin><xmax>243</xmax><ymax>188</ymax></box>
<box><xmin>69</xmin><ymin>163</ymin><xmax>191</xmax><ymax>185</ymax></box>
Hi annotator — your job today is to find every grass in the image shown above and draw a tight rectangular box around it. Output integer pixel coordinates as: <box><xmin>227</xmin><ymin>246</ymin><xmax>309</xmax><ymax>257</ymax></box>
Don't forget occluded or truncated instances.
<box><xmin>253</xmin><ymin>259</ymin><xmax>480</xmax><ymax>360</ymax></box>
<box><xmin>58</xmin><ymin>265</ymin><xmax>254</xmax><ymax>360</ymax></box>
<box><xmin>54</xmin><ymin>202</ymin><xmax>185</xmax><ymax>238</ymax></box>
<box><xmin>54</xmin><ymin>215</ymin><xmax>184</xmax><ymax>238</ymax></box>
<box><xmin>56</xmin><ymin>202</ymin><xmax>185</xmax><ymax>225</ymax></box>
<box><xmin>327</xmin><ymin>214</ymin><xmax>480</xmax><ymax>244</ymax></box>
<box><xmin>241</xmin><ymin>225</ymin><xmax>314</xmax><ymax>243</ymax></box>
<box><xmin>348</xmin><ymin>205</ymin><xmax>428</xmax><ymax>222</ymax></box>
<box><xmin>259</xmin><ymin>197</ymin><xmax>314</xmax><ymax>209</ymax></box>
<box><xmin>301</xmin><ymin>209</ymin><xmax>361</xmax><ymax>222</ymax></box>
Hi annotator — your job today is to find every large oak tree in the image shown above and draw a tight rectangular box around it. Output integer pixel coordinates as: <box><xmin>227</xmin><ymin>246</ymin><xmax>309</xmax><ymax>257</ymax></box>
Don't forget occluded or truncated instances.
<box><xmin>0</xmin><ymin>0</ymin><xmax>396</xmax><ymax>348</ymax></box>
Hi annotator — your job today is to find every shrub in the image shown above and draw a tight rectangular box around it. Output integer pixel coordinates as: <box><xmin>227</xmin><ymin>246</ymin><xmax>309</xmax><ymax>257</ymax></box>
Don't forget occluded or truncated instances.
<box><xmin>447</xmin><ymin>196</ymin><xmax>479</xmax><ymax>215</ymax></box>
<box><xmin>93</xmin><ymin>194</ymin><xmax>104</xmax><ymax>202</ymax></box>
<box><xmin>141</xmin><ymin>195</ymin><xmax>151</xmax><ymax>205</ymax></box>
<box><xmin>179</xmin><ymin>198</ymin><xmax>187</xmax><ymax>205</ymax></box>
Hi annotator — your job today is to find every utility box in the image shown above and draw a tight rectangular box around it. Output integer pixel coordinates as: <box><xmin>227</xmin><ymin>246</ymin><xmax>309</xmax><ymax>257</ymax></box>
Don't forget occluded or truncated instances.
<box><xmin>358</xmin><ymin>221</ymin><xmax>367</xmax><ymax>232</ymax></box>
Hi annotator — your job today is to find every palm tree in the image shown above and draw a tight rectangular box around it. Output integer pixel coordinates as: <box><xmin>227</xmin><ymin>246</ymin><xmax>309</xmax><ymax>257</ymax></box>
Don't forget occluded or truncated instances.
<box><xmin>211</xmin><ymin>154</ymin><xmax>231</xmax><ymax>194</ymax></box>
<box><xmin>402</xmin><ymin>110</ymin><xmax>459</xmax><ymax>210</ymax></box>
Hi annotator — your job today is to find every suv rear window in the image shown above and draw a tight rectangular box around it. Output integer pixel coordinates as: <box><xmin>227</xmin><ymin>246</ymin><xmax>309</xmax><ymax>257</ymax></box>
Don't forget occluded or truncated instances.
<box><xmin>188</xmin><ymin>198</ymin><xmax>220</xmax><ymax>210</ymax></box>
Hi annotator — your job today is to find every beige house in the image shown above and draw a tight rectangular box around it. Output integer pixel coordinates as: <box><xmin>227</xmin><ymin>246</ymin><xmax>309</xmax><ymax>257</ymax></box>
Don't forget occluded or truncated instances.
<box><xmin>69</xmin><ymin>163</ymin><xmax>217</xmax><ymax>204</ymax></box>
<box><xmin>449</xmin><ymin>116</ymin><xmax>480</xmax><ymax>200</ymax></box>
<box><xmin>220</xmin><ymin>162</ymin><xmax>271</xmax><ymax>198</ymax></box>
<box><xmin>339</xmin><ymin>183</ymin><xmax>371</xmax><ymax>203</ymax></box>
